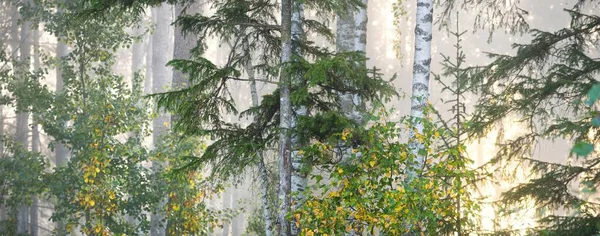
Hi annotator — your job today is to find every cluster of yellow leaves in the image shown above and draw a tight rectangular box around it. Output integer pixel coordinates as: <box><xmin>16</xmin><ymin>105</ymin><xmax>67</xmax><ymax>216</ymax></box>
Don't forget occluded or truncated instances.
<box><xmin>166</xmin><ymin>171</ymin><xmax>222</xmax><ymax>235</ymax></box>
<box><xmin>82</xmin><ymin>156</ymin><xmax>108</xmax><ymax>184</ymax></box>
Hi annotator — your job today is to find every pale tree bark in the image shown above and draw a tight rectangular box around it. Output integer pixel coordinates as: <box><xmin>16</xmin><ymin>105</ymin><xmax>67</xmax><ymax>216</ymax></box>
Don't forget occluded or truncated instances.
<box><xmin>354</xmin><ymin>0</ymin><xmax>368</xmax><ymax>53</ymax></box>
<box><xmin>336</xmin><ymin>3</ymin><xmax>364</xmax><ymax>133</ymax></box>
<box><xmin>54</xmin><ymin>6</ymin><xmax>70</xmax><ymax>234</ymax></box>
<box><xmin>29</xmin><ymin>21</ymin><xmax>41</xmax><ymax>236</ymax></box>
<box><xmin>407</xmin><ymin>0</ymin><xmax>433</xmax><ymax>180</ymax></box>
<box><xmin>245</xmin><ymin>55</ymin><xmax>274</xmax><ymax>236</ymax></box>
<box><xmin>144</xmin><ymin>17</ymin><xmax>153</xmax><ymax>95</ymax></box>
<box><xmin>172</xmin><ymin>1</ymin><xmax>201</xmax><ymax>92</ymax></box>
<box><xmin>131</xmin><ymin>27</ymin><xmax>144</xmax><ymax>80</ymax></box>
<box><xmin>16</xmin><ymin>0</ymin><xmax>31</xmax><ymax>232</ymax></box>
<box><xmin>0</xmin><ymin>3</ymin><xmax>19</xmax><ymax>229</ymax></box>
<box><xmin>150</xmin><ymin>4</ymin><xmax>172</xmax><ymax>236</ymax></box>
<box><xmin>404</xmin><ymin>0</ymin><xmax>433</xmax><ymax>234</ymax></box>
<box><xmin>277</xmin><ymin>0</ymin><xmax>293</xmax><ymax>235</ymax></box>
<box><xmin>220</xmin><ymin>189</ymin><xmax>232</xmax><ymax>236</ymax></box>
<box><xmin>289</xmin><ymin>1</ymin><xmax>306</xmax><ymax>236</ymax></box>
<box><xmin>336</xmin><ymin>1</ymin><xmax>368</xmax><ymax>235</ymax></box>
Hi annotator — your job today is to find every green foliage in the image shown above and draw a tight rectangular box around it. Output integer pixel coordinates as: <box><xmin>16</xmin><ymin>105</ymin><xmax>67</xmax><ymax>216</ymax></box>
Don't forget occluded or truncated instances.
<box><xmin>298</xmin><ymin>109</ymin><xmax>478</xmax><ymax>235</ymax></box>
<box><xmin>153</xmin><ymin>134</ymin><xmax>232</xmax><ymax>235</ymax></box>
<box><xmin>462</xmin><ymin>6</ymin><xmax>600</xmax><ymax>235</ymax></box>
<box><xmin>0</xmin><ymin>139</ymin><xmax>48</xmax><ymax>235</ymax></box>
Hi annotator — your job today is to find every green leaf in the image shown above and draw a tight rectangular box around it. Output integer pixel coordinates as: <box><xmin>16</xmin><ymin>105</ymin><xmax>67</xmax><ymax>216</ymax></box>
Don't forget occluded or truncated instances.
<box><xmin>572</xmin><ymin>142</ymin><xmax>594</xmax><ymax>156</ymax></box>
<box><xmin>585</xmin><ymin>84</ymin><xmax>600</xmax><ymax>106</ymax></box>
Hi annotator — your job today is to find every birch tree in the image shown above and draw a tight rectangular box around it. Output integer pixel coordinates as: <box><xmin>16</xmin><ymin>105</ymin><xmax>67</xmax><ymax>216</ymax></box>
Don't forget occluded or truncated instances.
<box><xmin>54</xmin><ymin>17</ymin><xmax>69</xmax><ymax>236</ymax></box>
<box><xmin>16</xmin><ymin>1</ymin><xmax>31</xmax><ymax>232</ymax></box>
<box><xmin>244</xmin><ymin>42</ymin><xmax>274</xmax><ymax>236</ymax></box>
<box><xmin>407</xmin><ymin>0</ymin><xmax>433</xmax><ymax>179</ymax></box>
<box><xmin>277</xmin><ymin>0</ymin><xmax>293</xmax><ymax>235</ymax></box>
<box><xmin>150</xmin><ymin>4</ymin><xmax>172</xmax><ymax>236</ymax></box>
<box><xmin>289</xmin><ymin>1</ymin><xmax>306</xmax><ymax>235</ymax></box>
<box><xmin>29</xmin><ymin>19</ymin><xmax>41</xmax><ymax>236</ymax></box>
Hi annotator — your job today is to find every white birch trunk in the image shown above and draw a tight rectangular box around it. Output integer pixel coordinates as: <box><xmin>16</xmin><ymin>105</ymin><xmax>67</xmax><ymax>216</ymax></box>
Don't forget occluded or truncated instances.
<box><xmin>55</xmin><ymin>21</ymin><xmax>70</xmax><ymax>236</ymax></box>
<box><xmin>277</xmin><ymin>0</ymin><xmax>293</xmax><ymax>235</ymax></box>
<box><xmin>289</xmin><ymin>2</ymin><xmax>306</xmax><ymax>236</ymax></box>
<box><xmin>403</xmin><ymin>1</ymin><xmax>433</xmax><ymax>234</ymax></box>
<box><xmin>245</xmin><ymin>56</ymin><xmax>274</xmax><ymax>236</ymax></box>
<box><xmin>144</xmin><ymin>17</ymin><xmax>153</xmax><ymax>95</ymax></box>
<box><xmin>173</xmin><ymin>2</ymin><xmax>200</xmax><ymax>90</ymax></box>
<box><xmin>150</xmin><ymin>4</ymin><xmax>172</xmax><ymax>236</ymax></box>
<box><xmin>131</xmin><ymin>26</ymin><xmax>144</xmax><ymax>81</ymax></box>
<box><xmin>336</xmin><ymin>2</ymin><xmax>368</xmax><ymax>234</ymax></box>
<box><xmin>407</xmin><ymin>0</ymin><xmax>433</xmax><ymax>180</ymax></box>
<box><xmin>16</xmin><ymin>1</ymin><xmax>31</xmax><ymax>232</ymax></box>
<box><xmin>29</xmin><ymin>22</ymin><xmax>41</xmax><ymax>236</ymax></box>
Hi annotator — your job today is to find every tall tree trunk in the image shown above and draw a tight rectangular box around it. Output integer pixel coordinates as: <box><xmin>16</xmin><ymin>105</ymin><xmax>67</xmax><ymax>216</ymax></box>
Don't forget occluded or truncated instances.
<box><xmin>29</xmin><ymin>20</ymin><xmax>41</xmax><ymax>236</ymax></box>
<box><xmin>54</xmin><ymin>31</ymin><xmax>70</xmax><ymax>236</ymax></box>
<box><xmin>277</xmin><ymin>0</ymin><xmax>293</xmax><ymax>235</ymax></box>
<box><xmin>144</xmin><ymin>18</ymin><xmax>153</xmax><ymax>95</ymax></box>
<box><xmin>407</xmin><ymin>0</ymin><xmax>433</xmax><ymax>179</ymax></box>
<box><xmin>131</xmin><ymin>27</ymin><xmax>144</xmax><ymax>80</ymax></box>
<box><xmin>172</xmin><ymin>2</ymin><xmax>200</xmax><ymax>92</ymax></box>
<box><xmin>245</xmin><ymin>55</ymin><xmax>274</xmax><ymax>236</ymax></box>
<box><xmin>289</xmin><ymin>1</ymin><xmax>306</xmax><ymax>236</ymax></box>
<box><xmin>1</xmin><ymin>4</ymin><xmax>19</xmax><ymax>229</ymax></box>
<box><xmin>336</xmin><ymin>1</ymin><xmax>368</xmax><ymax>234</ymax></box>
<box><xmin>54</xmin><ymin>4</ymin><xmax>70</xmax><ymax>233</ymax></box>
<box><xmin>405</xmin><ymin>0</ymin><xmax>433</xmax><ymax>234</ymax></box>
<box><xmin>150</xmin><ymin>4</ymin><xmax>172</xmax><ymax>236</ymax></box>
<box><xmin>220</xmin><ymin>189</ymin><xmax>232</xmax><ymax>236</ymax></box>
<box><xmin>16</xmin><ymin>0</ymin><xmax>31</xmax><ymax>232</ymax></box>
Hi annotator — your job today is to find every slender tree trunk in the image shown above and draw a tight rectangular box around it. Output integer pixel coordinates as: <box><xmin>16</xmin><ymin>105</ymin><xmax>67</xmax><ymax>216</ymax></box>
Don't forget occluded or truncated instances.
<box><xmin>1</xmin><ymin>4</ymin><xmax>19</xmax><ymax>229</ymax></box>
<box><xmin>405</xmin><ymin>0</ymin><xmax>433</xmax><ymax>234</ymax></box>
<box><xmin>16</xmin><ymin>0</ymin><xmax>31</xmax><ymax>232</ymax></box>
<box><xmin>221</xmin><ymin>189</ymin><xmax>232</xmax><ymax>236</ymax></box>
<box><xmin>131</xmin><ymin>28</ymin><xmax>144</xmax><ymax>80</ymax></box>
<box><xmin>245</xmin><ymin>56</ymin><xmax>274</xmax><ymax>236</ymax></box>
<box><xmin>29</xmin><ymin>21</ymin><xmax>41</xmax><ymax>236</ymax></box>
<box><xmin>150</xmin><ymin>4</ymin><xmax>172</xmax><ymax>236</ymax></box>
<box><xmin>144</xmin><ymin>18</ymin><xmax>153</xmax><ymax>95</ymax></box>
<box><xmin>172</xmin><ymin>2</ymin><xmax>200</xmax><ymax>92</ymax></box>
<box><xmin>289</xmin><ymin>2</ymin><xmax>306</xmax><ymax>236</ymax></box>
<box><xmin>54</xmin><ymin>28</ymin><xmax>70</xmax><ymax>236</ymax></box>
<box><xmin>407</xmin><ymin>0</ymin><xmax>433</xmax><ymax>179</ymax></box>
<box><xmin>354</xmin><ymin>0</ymin><xmax>368</xmax><ymax>53</ymax></box>
<box><xmin>336</xmin><ymin>2</ymin><xmax>368</xmax><ymax>234</ymax></box>
<box><xmin>277</xmin><ymin>0</ymin><xmax>293</xmax><ymax>235</ymax></box>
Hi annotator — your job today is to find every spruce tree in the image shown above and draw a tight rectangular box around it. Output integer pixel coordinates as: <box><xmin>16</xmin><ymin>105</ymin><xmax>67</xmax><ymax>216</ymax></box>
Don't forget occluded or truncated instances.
<box><xmin>462</xmin><ymin>3</ymin><xmax>600</xmax><ymax>235</ymax></box>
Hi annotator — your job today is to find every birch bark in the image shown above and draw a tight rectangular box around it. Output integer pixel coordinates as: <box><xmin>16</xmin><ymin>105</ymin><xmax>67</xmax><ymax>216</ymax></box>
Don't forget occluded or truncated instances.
<box><xmin>150</xmin><ymin>4</ymin><xmax>172</xmax><ymax>236</ymax></box>
<box><xmin>245</xmin><ymin>55</ymin><xmax>274</xmax><ymax>236</ymax></box>
<box><xmin>16</xmin><ymin>1</ymin><xmax>31</xmax><ymax>232</ymax></box>
<box><xmin>277</xmin><ymin>0</ymin><xmax>293</xmax><ymax>235</ymax></box>
<box><xmin>289</xmin><ymin>1</ymin><xmax>306</xmax><ymax>235</ymax></box>
<box><xmin>407</xmin><ymin>0</ymin><xmax>433</xmax><ymax>180</ymax></box>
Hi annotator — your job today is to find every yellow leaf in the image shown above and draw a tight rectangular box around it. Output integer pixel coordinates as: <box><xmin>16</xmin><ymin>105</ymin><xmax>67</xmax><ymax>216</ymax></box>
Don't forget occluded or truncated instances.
<box><xmin>89</xmin><ymin>200</ymin><xmax>95</xmax><ymax>207</ymax></box>
<box><xmin>163</xmin><ymin>121</ymin><xmax>169</xmax><ymax>127</ymax></box>
<box><xmin>337</xmin><ymin>168</ymin><xmax>343</xmax><ymax>174</ymax></box>
<box><xmin>294</xmin><ymin>213</ymin><xmax>300</xmax><ymax>228</ymax></box>
<box><xmin>369</xmin><ymin>160</ymin><xmax>376</xmax><ymax>167</ymax></box>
